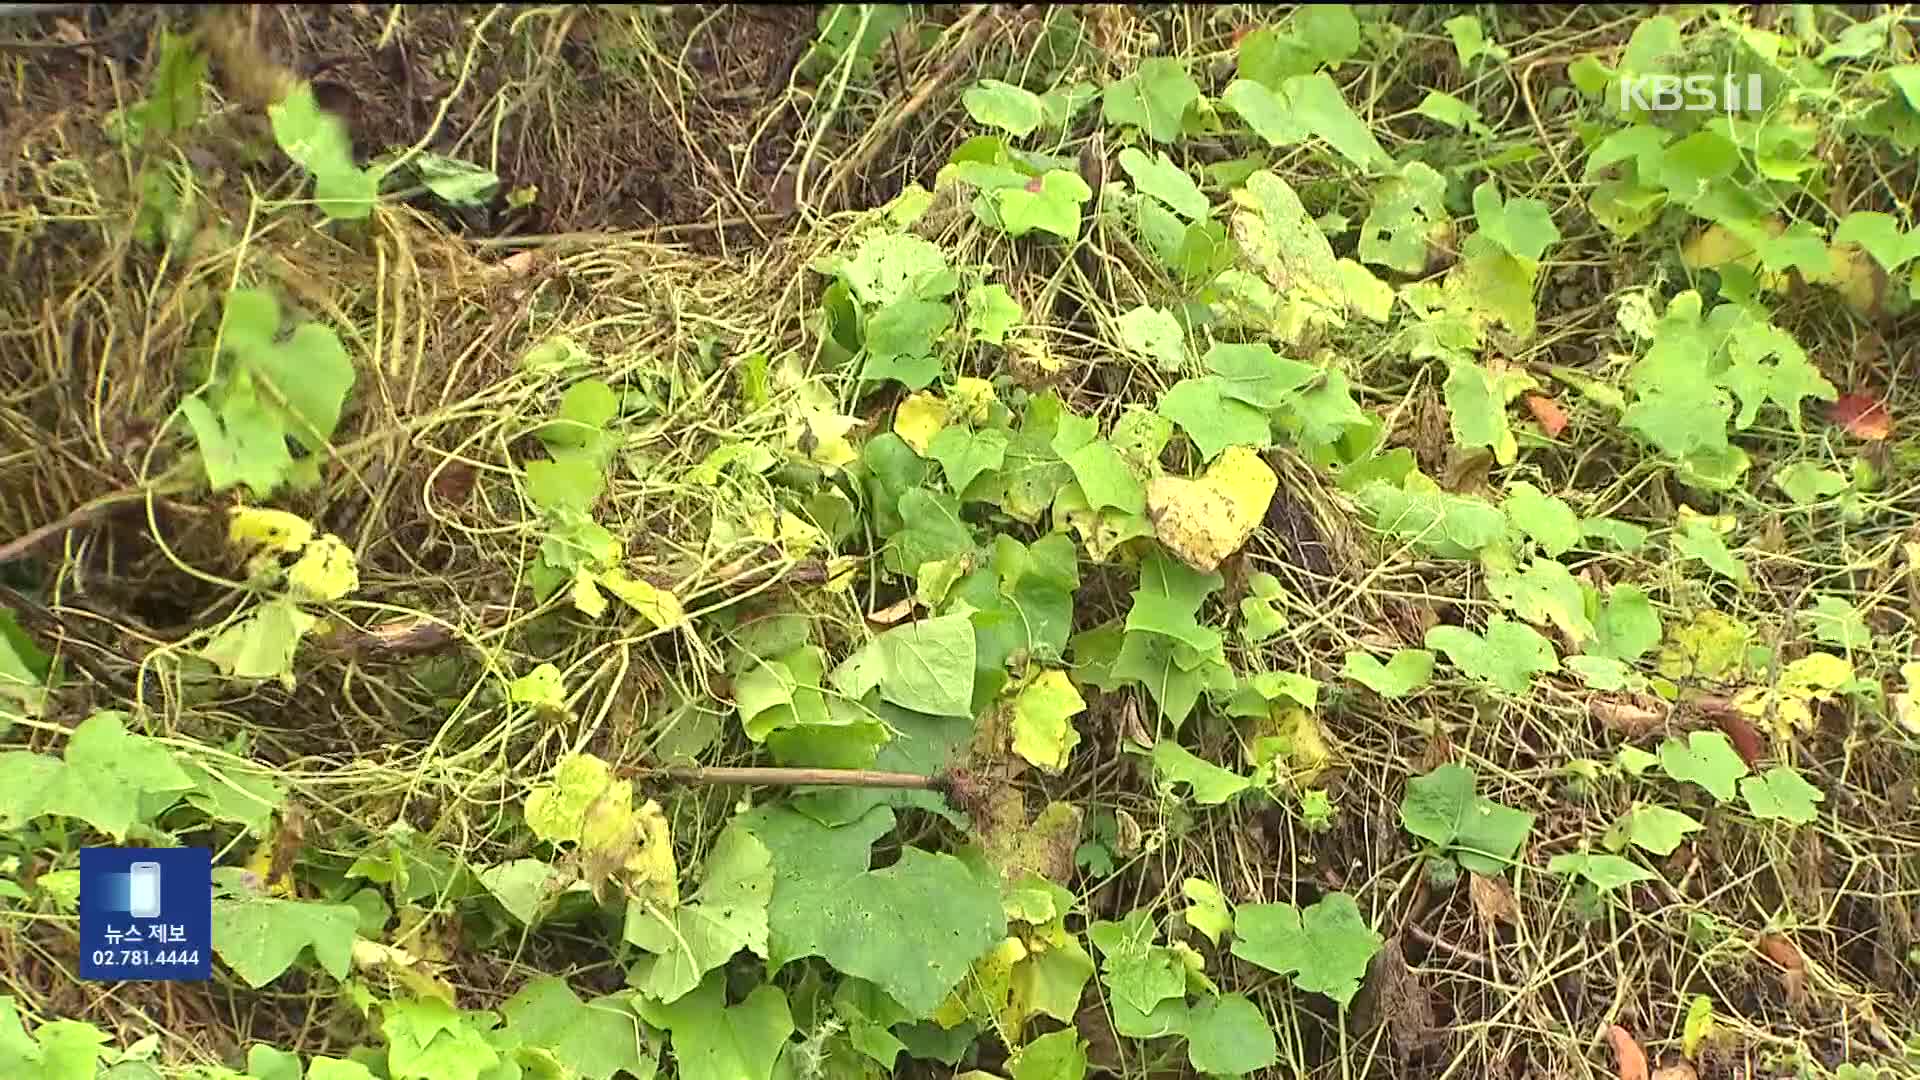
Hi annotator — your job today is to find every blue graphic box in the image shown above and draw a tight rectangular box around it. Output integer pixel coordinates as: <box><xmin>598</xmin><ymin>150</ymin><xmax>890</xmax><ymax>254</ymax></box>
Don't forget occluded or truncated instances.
<box><xmin>79</xmin><ymin>847</ymin><xmax>212</xmax><ymax>981</ymax></box>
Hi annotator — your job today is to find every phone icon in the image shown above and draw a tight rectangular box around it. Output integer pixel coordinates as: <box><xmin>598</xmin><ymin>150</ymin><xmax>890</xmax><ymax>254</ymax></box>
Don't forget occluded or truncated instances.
<box><xmin>128</xmin><ymin>862</ymin><xmax>163</xmax><ymax>919</ymax></box>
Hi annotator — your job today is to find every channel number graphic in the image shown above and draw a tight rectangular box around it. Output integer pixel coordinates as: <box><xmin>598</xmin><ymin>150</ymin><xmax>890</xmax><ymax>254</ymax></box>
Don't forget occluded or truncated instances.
<box><xmin>89</xmin><ymin>861</ymin><xmax>201</xmax><ymax>970</ymax></box>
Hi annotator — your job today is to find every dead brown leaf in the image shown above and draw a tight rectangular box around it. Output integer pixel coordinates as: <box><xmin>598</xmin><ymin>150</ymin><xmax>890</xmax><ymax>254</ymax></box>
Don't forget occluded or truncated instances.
<box><xmin>1469</xmin><ymin>872</ymin><xmax>1519</xmax><ymax>928</ymax></box>
<box><xmin>1592</xmin><ymin>697</ymin><xmax>1665</xmax><ymax>737</ymax></box>
<box><xmin>866</xmin><ymin>596</ymin><xmax>914</xmax><ymax>626</ymax></box>
<box><xmin>1607</xmin><ymin>1024</ymin><xmax>1650</xmax><ymax>1080</ymax></box>
<box><xmin>1651</xmin><ymin>1065</ymin><xmax>1698</xmax><ymax>1080</ymax></box>
<box><xmin>1713</xmin><ymin>710</ymin><xmax>1766</xmax><ymax>767</ymax></box>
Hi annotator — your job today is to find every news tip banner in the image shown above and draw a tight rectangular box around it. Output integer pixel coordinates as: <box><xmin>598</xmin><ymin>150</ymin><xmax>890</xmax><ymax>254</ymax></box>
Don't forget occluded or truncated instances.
<box><xmin>78</xmin><ymin>847</ymin><xmax>212</xmax><ymax>982</ymax></box>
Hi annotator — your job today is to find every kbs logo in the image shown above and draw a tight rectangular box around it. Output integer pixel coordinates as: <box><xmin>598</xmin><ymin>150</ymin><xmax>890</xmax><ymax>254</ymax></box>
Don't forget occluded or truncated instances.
<box><xmin>1618</xmin><ymin>74</ymin><xmax>1765</xmax><ymax>113</ymax></box>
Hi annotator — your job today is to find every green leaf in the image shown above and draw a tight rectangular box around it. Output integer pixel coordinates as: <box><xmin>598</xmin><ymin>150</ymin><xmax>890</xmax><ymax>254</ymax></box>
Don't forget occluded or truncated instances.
<box><xmin>268</xmin><ymin>83</ymin><xmax>379</xmax><ymax>220</ymax></box>
<box><xmin>1591</xmin><ymin>584</ymin><xmax>1661</xmax><ymax>662</ymax></box>
<box><xmin>0</xmin><ymin>711</ymin><xmax>194</xmax><ymax>841</ymax></box>
<box><xmin>1185</xmin><ymin>993</ymin><xmax>1278</xmax><ymax>1075</ymax></box>
<box><xmin>739</xmin><ymin>805</ymin><xmax>1006</xmax><ymax>1017</ymax></box>
<box><xmin>526</xmin><ymin>457</ymin><xmax>606</xmax><ymax>513</ymax></box>
<box><xmin>1503</xmin><ymin>482</ymin><xmax>1580</xmax><ymax>557</ymax></box>
<box><xmin>182</xmin><ymin>382</ymin><xmax>295</xmax><ymax>497</ymax></box>
<box><xmin>1547</xmin><ymin>852</ymin><xmax>1655</xmax><ymax>892</ymax></box>
<box><xmin>1205</xmin><ymin>342</ymin><xmax>1318</xmax><ymax>409</ymax></box>
<box><xmin>1157</xmin><ymin>377</ymin><xmax>1271</xmax><ymax>460</ymax></box>
<box><xmin>1342</xmin><ymin>649</ymin><xmax>1434</xmax><ymax>697</ymax></box>
<box><xmin>178</xmin><ymin>757</ymin><xmax>285</xmax><ymax>838</ymax></box>
<box><xmin>1089</xmin><ymin>910</ymin><xmax>1186</xmax><ymax>1016</ymax></box>
<box><xmin>1566</xmin><ymin>654</ymin><xmax>1634</xmax><ymax>691</ymax></box>
<box><xmin>1444</xmin><ymin>359</ymin><xmax>1537</xmax><ymax>466</ymax></box>
<box><xmin>1398</xmin><ymin>763</ymin><xmax>1535</xmax><ymax>874</ymax></box>
<box><xmin>1180</xmin><ymin>878</ymin><xmax>1234</xmax><ymax>945</ymax></box>
<box><xmin>1444</xmin><ymin>14</ymin><xmax>1488</xmax><ymax>65</ymax></box>
<box><xmin>1117</xmin><ymin>148</ymin><xmax>1209</xmax><ymax>220</ymax></box>
<box><xmin>500</xmin><ymin>978</ymin><xmax>657</xmax><ymax>1080</ymax></box>
<box><xmin>1672</xmin><ymin>516</ymin><xmax>1750</xmax><ymax>587</ymax></box>
<box><xmin>964</xmin><ymin>283</ymin><xmax>1022</xmax><ymax>344</ymax></box>
<box><xmin>383</xmin><ymin>998</ymin><xmax>500</xmax><ymax>1080</ymax></box>
<box><xmin>1294</xmin><ymin>4</ymin><xmax>1360</xmax><ymax>66</ymax></box>
<box><xmin>1423</xmin><ymin>617</ymin><xmax>1558</xmax><ymax>694</ymax></box>
<box><xmin>873</xmin><ymin>614</ymin><xmax>977</xmax><ymax>718</ymax></box>
<box><xmin>1149</xmin><ymin>742</ymin><xmax>1252</xmax><ymax>806</ymax></box>
<box><xmin>863</xmin><ymin>297</ymin><xmax>952</xmax><ymax>387</ymax></box>
<box><xmin>996</xmin><ymin>170</ymin><xmax>1092</xmax><ymax>240</ymax></box>
<box><xmin>1224</xmin><ymin>74</ymin><xmax>1389</xmax><ymax>170</ymax></box>
<box><xmin>1740</xmin><ymin>766</ymin><xmax>1824</xmax><ymax>825</ymax></box>
<box><xmin>1486</xmin><ymin>558</ymin><xmax>1595</xmax><ymax>648</ymax></box>
<box><xmin>1834</xmin><ymin>210</ymin><xmax>1919</xmax><ymax>272</ymax></box>
<box><xmin>1613</xmin><ymin>804</ymin><xmax>1701</xmax><ymax>856</ymax></box>
<box><xmin>1009</xmin><ymin>670</ymin><xmax>1086</xmax><ymax>773</ymax></box>
<box><xmin>1416</xmin><ymin>91</ymin><xmax>1487</xmax><ymax>133</ymax></box>
<box><xmin>411</xmin><ymin>152</ymin><xmax>499</xmax><ymax>206</ymax></box>
<box><xmin>1773</xmin><ymin>462</ymin><xmax>1849</xmax><ymax>506</ymax></box>
<box><xmin>835</xmin><ymin>231</ymin><xmax>953</xmax><ymax>308</ymax></box>
<box><xmin>1359</xmin><ymin>161</ymin><xmax>1449</xmax><ymax>273</ymax></box>
<box><xmin>1</xmin><ymin>997</ymin><xmax>108</xmax><ymax>1080</ymax></box>
<box><xmin>963</xmin><ymin>80</ymin><xmax>1046</xmax><ymax>137</ymax></box>
<box><xmin>1802</xmin><ymin>595</ymin><xmax>1872</xmax><ymax>650</ymax></box>
<box><xmin>1581</xmin><ymin>517</ymin><xmax>1649</xmax><ymax>553</ymax></box>
<box><xmin>927</xmin><ymin>426</ymin><xmax>1008</xmax><ymax>497</ymax></box>
<box><xmin>211</xmin><ymin>896</ymin><xmax>358</xmax><ymax>988</ymax></box>
<box><xmin>1229</xmin><ymin>892</ymin><xmax>1382</xmax><ymax>1007</ymax></box>
<box><xmin>638</xmin><ymin>978</ymin><xmax>790</xmax><ymax>1080</ymax></box>
<box><xmin>1471</xmin><ymin>181</ymin><xmax>1560</xmax><ymax>262</ymax></box>
<box><xmin>1657</xmin><ymin>731</ymin><xmax>1749</xmax><ymax>803</ymax></box>
<box><xmin>885</xmin><ymin>488</ymin><xmax>974</xmax><ymax>576</ymax></box>
<box><xmin>1102</xmin><ymin>58</ymin><xmax>1200</xmax><ymax>143</ymax></box>
<box><xmin>1115</xmin><ymin>304</ymin><xmax>1188</xmax><ymax>371</ymax></box>
<box><xmin>1062</xmin><ymin>439</ymin><xmax>1143</xmax><ymax>515</ymax></box>
<box><xmin>625</xmin><ymin>825</ymin><xmax>772</xmax><ymax>1003</ymax></box>
<box><xmin>1010</xmin><ymin>1028</ymin><xmax>1088</xmax><ymax>1080</ymax></box>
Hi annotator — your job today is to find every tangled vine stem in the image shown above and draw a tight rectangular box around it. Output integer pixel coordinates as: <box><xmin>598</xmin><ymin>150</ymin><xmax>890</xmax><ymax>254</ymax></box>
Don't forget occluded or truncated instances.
<box><xmin>631</xmin><ymin>764</ymin><xmax>943</xmax><ymax>791</ymax></box>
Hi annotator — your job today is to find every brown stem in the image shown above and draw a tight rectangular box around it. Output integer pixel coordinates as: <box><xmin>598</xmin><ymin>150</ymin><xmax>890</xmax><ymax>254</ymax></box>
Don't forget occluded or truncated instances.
<box><xmin>633</xmin><ymin>765</ymin><xmax>941</xmax><ymax>791</ymax></box>
<box><xmin>0</xmin><ymin>491</ymin><xmax>152</xmax><ymax>566</ymax></box>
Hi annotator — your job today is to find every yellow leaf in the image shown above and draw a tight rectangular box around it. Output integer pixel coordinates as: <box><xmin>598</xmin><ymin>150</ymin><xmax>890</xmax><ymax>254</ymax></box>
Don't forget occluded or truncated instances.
<box><xmin>1780</xmin><ymin>652</ymin><xmax>1852</xmax><ymax>693</ymax></box>
<box><xmin>570</xmin><ymin>569</ymin><xmax>609</xmax><ymax>618</ymax></box>
<box><xmin>824</xmin><ymin>555</ymin><xmax>862</xmax><ymax>592</ymax></box>
<box><xmin>950</xmin><ymin>377</ymin><xmax>998</xmax><ymax>424</ymax></box>
<box><xmin>1146</xmin><ymin>445</ymin><xmax>1277</xmax><ymax>572</ymax></box>
<box><xmin>623</xmin><ymin>798</ymin><xmax>679</xmax><ymax>909</ymax></box>
<box><xmin>776</xmin><ymin>511</ymin><xmax>825</xmax><ymax>559</ymax></box>
<box><xmin>1828</xmin><ymin>243</ymin><xmax>1885</xmax><ymax>316</ymax></box>
<box><xmin>285</xmin><ymin>533</ymin><xmax>360</xmax><ymax>602</ymax></box>
<box><xmin>351</xmin><ymin>938</ymin><xmax>457</xmax><ymax>1005</ymax></box>
<box><xmin>1893</xmin><ymin>661</ymin><xmax>1920</xmax><ymax>735</ymax></box>
<box><xmin>795</xmin><ymin>409</ymin><xmax>860</xmax><ymax>474</ymax></box>
<box><xmin>893</xmin><ymin>391</ymin><xmax>949</xmax><ymax>456</ymax></box>
<box><xmin>1681</xmin><ymin>223</ymin><xmax>1761</xmax><ymax>271</ymax></box>
<box><xmin>599</xmin><ymin>569</ymin><xmax>685</xmax><ymax>629</ymax></box>
<box><xmin>228</xmin><ymin>507</ymin><xmax>314</xmax><ymax>555</ymax></box>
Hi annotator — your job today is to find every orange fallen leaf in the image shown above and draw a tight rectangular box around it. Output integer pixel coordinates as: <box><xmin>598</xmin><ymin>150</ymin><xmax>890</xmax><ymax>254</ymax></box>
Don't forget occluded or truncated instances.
<box><xmin>1607</xmin><ymin>1024</ymin><xmax>1650</xmax><ymax>1080</ymax></box>
<box><xmin>1758</xmin><ymin>932</ymin><xmax>1804</xmax><ymax>971</ymax></box>
<box><xmin>1758</xmin><ymin>932</ymin><xmax>1810</xmax><ymax>1007</ymax></box>
<box><xmin>1525</xmin><ymin>394</ymin><xmax>1569</xmax><ymax>437</ymax></box>
<box><xmin>1828</xmin><ymin>393</ymin><xmax>1892</xmax><ymax>440</ymax></box>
